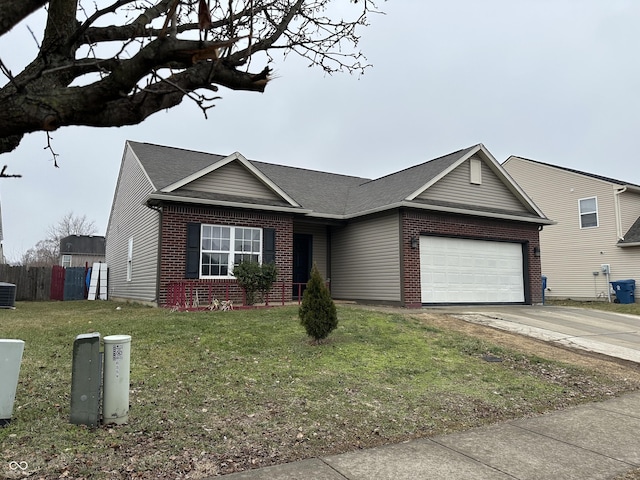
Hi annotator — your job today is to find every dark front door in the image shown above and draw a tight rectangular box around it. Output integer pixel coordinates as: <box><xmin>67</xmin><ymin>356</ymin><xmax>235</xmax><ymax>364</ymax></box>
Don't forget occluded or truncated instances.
<box><xmin>293</xmin><ymin>234</ymin><xmax>313</xmax><ymax>298</ymax></box>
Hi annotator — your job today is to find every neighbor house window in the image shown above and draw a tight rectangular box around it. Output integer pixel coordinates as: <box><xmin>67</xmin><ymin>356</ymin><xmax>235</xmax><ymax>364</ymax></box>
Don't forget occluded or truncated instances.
<box><xmin>579</xmin><ymin>197</ymin><xmax>598</xmax><ymax>228</ymax></box>
<box><xmin>127</xmin><ymin>237</ymin><xmax>133</xmax><ymax>281</ymax></box>
<box><xmin>62</xmin><ymin>255</ymin><xmax>71</xmax><ymax>268</ymax></box>
<box><xmin>200</xmin><ymin>225</ymin><xmax>262</xmax><ymax>278</ymax></box>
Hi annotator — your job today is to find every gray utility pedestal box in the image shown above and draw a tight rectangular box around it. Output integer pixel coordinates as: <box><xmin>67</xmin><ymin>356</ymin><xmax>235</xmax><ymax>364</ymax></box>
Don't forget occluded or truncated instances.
<box><xmin>0</xmin><ymin>339</ymin><xmax>25</xmax><ymax>426</ymax></box>
<box><xmin>70</xmin><ymin>333</ymin><xmax>102</xmax><ymax>426</ymax></box>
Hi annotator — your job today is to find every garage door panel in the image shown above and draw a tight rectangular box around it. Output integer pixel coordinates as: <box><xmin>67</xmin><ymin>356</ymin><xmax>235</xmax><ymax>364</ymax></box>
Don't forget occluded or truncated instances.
<box><xmin>420</xmin><ymin>236</ymin><xmax>524</xmax><ymax>304</ymax></box>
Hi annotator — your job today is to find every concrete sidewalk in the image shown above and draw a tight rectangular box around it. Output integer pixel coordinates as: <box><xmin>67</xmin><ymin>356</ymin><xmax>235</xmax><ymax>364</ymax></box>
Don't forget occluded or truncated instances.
<box><xmin>218</xmin><ymin>391</ymin><xmax>640</xmax><ymax>479</ymax></box>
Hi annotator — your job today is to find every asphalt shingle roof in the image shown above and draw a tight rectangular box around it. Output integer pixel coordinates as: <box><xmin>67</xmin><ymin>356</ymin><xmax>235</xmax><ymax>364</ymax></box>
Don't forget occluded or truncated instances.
<box><xmin>129</xmin><ymin>141</ymin><xmax>537</xmax><ymax>220</ymax></box>
<box><xmin>130</xmin><ymin>141</ymin><xmax>227</xmax><ymax>190</ymax></box>
<box><xmin>60</xmin><ymin>235</ymin><xmax>106</xmax><ymax>255</ymax></box>
<box><xmin>250</xmin><ymin>161</ymin><xmax>369</xmax><ymax>215</ymax></box>
<box><xmin>620</xmin><ymin>217</ymin><xmax>640</xmax><ymax>245</ymax></box>
<box><xmin>342</xmin><ymin>147</ymin><xmax>475</xmax><ymax>214</ymax></box>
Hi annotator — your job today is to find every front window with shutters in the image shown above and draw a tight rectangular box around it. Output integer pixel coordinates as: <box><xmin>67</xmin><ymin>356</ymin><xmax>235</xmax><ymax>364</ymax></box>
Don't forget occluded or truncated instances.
<box><xmin>200</xmin><ymin>225</ymin><xmax>262</xmax><ymax>278</ymax></box>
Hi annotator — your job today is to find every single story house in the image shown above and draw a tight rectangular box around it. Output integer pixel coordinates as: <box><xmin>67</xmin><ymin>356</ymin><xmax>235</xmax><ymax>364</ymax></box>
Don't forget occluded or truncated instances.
<box><xmin>59</xmin><ymin>235</ymin><xmax>106</xmax><ymax>268</ymax></box>
<box><xmin>503</xmin><ymin>156</ymin><xmax>640</xmax><ymax>301</ymax></box>
<box><xmin>105</xmin><ymin>141</ymin><xmax>552</xmax><ymax>308</ymax></box>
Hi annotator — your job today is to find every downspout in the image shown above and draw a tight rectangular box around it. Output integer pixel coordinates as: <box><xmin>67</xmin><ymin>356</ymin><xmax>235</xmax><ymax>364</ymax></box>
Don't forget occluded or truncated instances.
<box><xmin>398</xmin><ymin>209</ymin><xmax>407</xmax><ymax>307</ymax></box>
<box><xmin>614</xmin><ymin>186</ymin><xmax>627</xmax><ymax>241</ymax></box>
<box><xmin>147</xmin><ymin>203</ymin><xmax>163</xmax><ymax>306</ymax></box>
<box><xmin>326</xmin><ymin>224</ymin><xmax>332</xmax><ymax>294</ymax></box>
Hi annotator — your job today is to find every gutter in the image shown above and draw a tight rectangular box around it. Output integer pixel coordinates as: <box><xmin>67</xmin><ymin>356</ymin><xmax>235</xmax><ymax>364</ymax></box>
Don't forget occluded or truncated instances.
<box><xmin>146</xmin><ymin>193</ymin><xmax>312</xmax><ymax>215</ymax></box>
<box><xmin>307</xmin><ymin>201</ymin><xmax>555</xmax><ymax>225</ymax></box>
<box><xmin>617</xmin><ymin>242</ymin><xmax>640</xmax><ymax>248</ymax></box>
<box><xmin>148</xmin><ymin>194</ymin><xmax>555</xmax><ymax>225</ymax></box>
<box><xmin>614</xmin><ymin>186</ymin><xmax>627</xmax><ymax>241</ymax></box>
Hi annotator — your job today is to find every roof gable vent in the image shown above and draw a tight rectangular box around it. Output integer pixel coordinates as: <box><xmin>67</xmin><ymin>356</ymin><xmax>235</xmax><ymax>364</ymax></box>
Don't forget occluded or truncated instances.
<box><xmin>470</xmin><ymin>158</ymin><xmax>482</xmax><ymax>185</ymax></box>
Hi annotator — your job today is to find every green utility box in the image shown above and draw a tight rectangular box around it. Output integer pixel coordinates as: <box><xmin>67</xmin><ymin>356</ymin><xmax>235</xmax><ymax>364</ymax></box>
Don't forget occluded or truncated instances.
<box><xmin>70</xmin><ymin>332</ymin><xmax>102</xmax><ymax>426</ymax></box>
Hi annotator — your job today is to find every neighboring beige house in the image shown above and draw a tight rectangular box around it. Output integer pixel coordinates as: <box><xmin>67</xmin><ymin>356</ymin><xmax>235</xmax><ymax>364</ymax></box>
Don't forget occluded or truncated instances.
<box><xmin>503</xmin><ymin>156</ymin><xmax>640</xmax><ymax>302</ymax></box>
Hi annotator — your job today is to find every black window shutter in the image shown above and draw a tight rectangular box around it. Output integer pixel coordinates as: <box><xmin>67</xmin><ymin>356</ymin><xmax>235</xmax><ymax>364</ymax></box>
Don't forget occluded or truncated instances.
<box><xmin>263</xmin><ymin>228</ymin><xmax>276</xmax><ymax>264</ymax></box>
<box><xmin>185</xmin><ymin>223</ymin><xmax>201</xmax><ymax>278</ymax></box>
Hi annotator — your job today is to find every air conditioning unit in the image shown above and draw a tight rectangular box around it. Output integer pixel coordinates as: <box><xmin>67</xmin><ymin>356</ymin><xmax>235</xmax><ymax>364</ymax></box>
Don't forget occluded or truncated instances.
<box><xmin>0</xmin><ymin>283</ymin><xmax>17</xmax><ymax>309</ymax></box>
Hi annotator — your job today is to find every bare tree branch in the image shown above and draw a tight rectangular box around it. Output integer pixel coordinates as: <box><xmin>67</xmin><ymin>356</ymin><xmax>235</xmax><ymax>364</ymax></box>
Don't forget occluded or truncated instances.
<box><xmin>0</xmin><ymin>0</ymin><xmax>380</xmax><ymax>161</ymax></box>
<box><xmin>0</xmin><ymin>0</ymin><xmax>47</xmax><ymax>36</ymax></box>
<box><xmin>0</xmin><ymin>165</ymin><xmax>22</xmax><ymax>178</ymax></box>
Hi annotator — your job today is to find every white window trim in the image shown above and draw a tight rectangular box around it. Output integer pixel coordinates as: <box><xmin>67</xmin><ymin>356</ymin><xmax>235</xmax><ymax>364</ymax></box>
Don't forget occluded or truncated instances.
<box><xmin>127</xmin><ymin>237</ymin><xmax>133</xmax><ymax>281</ymax></box>
<box><xmin>62</xmin><ymin>254</ymin><xmax>72</xmax><ymax>268</ymax></box>
<box><xmin>578</xmin><ymin>196</ymin><xmax>599</xmax><ymax>229</ymax></box>
<box><xmin>200</xmin><ymin>225</ymin><xmax>263</xmax><ymax>279</ymax></box>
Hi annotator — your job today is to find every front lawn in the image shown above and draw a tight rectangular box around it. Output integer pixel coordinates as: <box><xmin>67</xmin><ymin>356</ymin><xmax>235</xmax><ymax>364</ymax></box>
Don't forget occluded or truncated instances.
<box><xmin>1</xmin><ymin>301</ymin><xmax>637</xmax><ymax>479</ymax></box>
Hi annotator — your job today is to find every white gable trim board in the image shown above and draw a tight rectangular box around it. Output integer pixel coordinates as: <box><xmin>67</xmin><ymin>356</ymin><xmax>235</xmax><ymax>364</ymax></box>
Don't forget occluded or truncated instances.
<box><xmin>420</xmin><ymin>236</ymin><xmax>525</xmax><ymax>304</ymax></box>
<box><xmin>406</xmin><ymin>145</ymin><xmax>481</xmax><ymax>200</ymax></box>
<box><xmin>160</xmin><ymin>152</ymin><xmax>301</xmax><ymax>208</ymax></box>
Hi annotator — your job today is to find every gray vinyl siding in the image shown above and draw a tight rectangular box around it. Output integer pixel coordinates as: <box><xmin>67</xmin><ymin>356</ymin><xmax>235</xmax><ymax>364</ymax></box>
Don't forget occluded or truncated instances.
<box><xmin>417</xmin><ymin>156</ymin><xmax>528</xmax><ymax>213</ymax></box>
<box><xmin>504</xmin><ymin>157</ymin><xmax>640</xmax><ymax>301</ymax></box>
<box><xmin>330</xmin><ymin>212</ymin><xmax>401</xmax><ymax>302</ymax></box>
<box><xmin>106</xmin><ymin>144</ymin><xmax>160</xmax><ymax>304</ymax></box>
<box><xmin>178</xmin><ymin>161</ymin><xmax>281</xmax><ymax>201</ymax></box>
<box><xmin>294</xmin><ymin>223</ymin><xmax>329</xmax><ymax>280</ymax></box>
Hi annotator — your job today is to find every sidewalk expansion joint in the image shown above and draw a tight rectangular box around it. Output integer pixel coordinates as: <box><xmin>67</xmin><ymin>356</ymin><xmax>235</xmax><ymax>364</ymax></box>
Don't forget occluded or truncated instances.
<box><xmin>506</xmin><ymin>422</ymin><xmax>637</xmax><ymax>467</ymax></box>
<box><xmin>318</xmin><ymin>458</ymin><xmax>350</xmax><ymax>479</ymax></box>
<box><xmin>429</xmin><ymin>438</ymin><xmax>520</xmax><ymax>479</ymax></box>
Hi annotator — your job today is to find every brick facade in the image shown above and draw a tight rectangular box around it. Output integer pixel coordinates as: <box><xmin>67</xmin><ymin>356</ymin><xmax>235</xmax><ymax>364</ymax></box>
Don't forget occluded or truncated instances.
<box><xmin>157</xmin><ymin>203</ymin><xmax>542</xmax><ymax>308</ymax></box>
<box><xmin>159</xmin><ymin>204</ymin><xmax>294</xmax><ymax>307</ymax></box>
<box><xmin>401</xmin><ymin>210</ymin><xmax>543</xmax><ymax>307</ymax></box>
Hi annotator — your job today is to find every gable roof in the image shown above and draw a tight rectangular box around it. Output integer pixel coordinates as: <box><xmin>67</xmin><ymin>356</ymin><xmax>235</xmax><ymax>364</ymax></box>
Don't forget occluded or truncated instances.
<box><xmin>341</xmin><ymin>147</ymin><xmax>474</xmax><ymax>215</ymax></box>
<box><xmin>129</xmin><ymin>141</ymin><xmax>227</xmax><ymax>190</ymax></box>
<box><xmin>160</xmin><ymin>152</ymin><xmax>302</xmax><ymax>208</ymax></box>
<box><xmin>60</xmin><ymin>235</ymin><xmax>106</xmax><ymax>255</ymax></box>
<box><xmin>128</xmin><ymin>141</ymin><xmax>551</xmax><ymax>224</ymax></box>
<box><xmin>251</xmin><ymin>161</ymin><xmax>369</xmax><ymax>216</ymax></box>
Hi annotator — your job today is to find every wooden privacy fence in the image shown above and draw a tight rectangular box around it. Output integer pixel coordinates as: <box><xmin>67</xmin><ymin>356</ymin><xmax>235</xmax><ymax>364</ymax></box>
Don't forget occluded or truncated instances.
<box><xmin>0</xmin><ymin>265</ymin><xmax>52</xmax><ymax>301</ymax></box>
<box><xmin>0</xmin><ymin>264</ymin><xmax>90</xmax><ymax>301</ymax></box>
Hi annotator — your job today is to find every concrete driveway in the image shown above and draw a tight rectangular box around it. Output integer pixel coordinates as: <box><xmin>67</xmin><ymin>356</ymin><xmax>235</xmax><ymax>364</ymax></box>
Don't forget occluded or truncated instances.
<box><xmin>431</xmin><ymin>305</ymin><xmax>640</xmax><ymax>364</ymax></box>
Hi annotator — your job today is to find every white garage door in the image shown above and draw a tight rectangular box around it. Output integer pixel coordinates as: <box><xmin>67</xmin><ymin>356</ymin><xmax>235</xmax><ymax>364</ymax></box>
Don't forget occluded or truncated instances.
<box><xmin>420</xmin><ymin>236</ymin><xmax>525</xmax><ymax>304</ymax></box>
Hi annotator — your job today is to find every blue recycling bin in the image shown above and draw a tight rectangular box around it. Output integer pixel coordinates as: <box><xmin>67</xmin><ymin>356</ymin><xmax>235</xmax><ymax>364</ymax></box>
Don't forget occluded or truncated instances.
<box><xmin>541</xmin><ymin>276</ymin><xmax>547</xmax><ymax>304</ymax></box>
<box><xmin>610</xmin><ymin>279</ymin><xmax>636</xmax><ymax>304</ymax></box>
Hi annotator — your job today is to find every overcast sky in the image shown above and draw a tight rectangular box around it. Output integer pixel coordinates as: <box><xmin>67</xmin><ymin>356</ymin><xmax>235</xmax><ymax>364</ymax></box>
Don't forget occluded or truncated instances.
<box><xmin>1</xmin><ymin>1</ymin><xmax>639</xmax><ymax>263</ymax></box>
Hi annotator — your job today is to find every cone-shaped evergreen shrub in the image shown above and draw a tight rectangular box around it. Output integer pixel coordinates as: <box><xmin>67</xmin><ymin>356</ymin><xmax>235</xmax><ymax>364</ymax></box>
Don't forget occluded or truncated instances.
<box><xmin>299</xmin><ymin>263</ymin><xmax>338</xmax><ymax>341</ymax></box>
